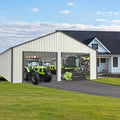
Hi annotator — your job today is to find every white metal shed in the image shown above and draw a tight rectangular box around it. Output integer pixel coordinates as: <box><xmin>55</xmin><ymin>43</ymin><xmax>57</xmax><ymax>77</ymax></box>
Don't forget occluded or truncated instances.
<box><xmin>0</xmin><ymin>31</ymin><xmax>97</xmax><ymax>83</ymax></box>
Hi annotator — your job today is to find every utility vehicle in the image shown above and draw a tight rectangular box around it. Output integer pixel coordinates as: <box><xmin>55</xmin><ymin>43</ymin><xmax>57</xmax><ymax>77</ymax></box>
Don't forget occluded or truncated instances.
<box><xmin>62</xmin><ymin>56</ymin><xmax>89</xmax><ymax>81</ymax></box>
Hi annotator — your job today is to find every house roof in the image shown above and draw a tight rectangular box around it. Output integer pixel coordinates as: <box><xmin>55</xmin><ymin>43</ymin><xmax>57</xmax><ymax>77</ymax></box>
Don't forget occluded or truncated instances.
<box><xmin>57</xmin><ymin>30</ymin><xmax>120</xmax><ymax>54</ymax></box>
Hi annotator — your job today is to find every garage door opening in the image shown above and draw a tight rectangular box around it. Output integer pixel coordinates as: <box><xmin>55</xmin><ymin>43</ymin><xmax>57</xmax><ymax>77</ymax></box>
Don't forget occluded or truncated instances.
<box><xmin>23</xmin><ymin>52</ymin><xmax>57</xmax><ymax>84</ymax></box>
<box><xmin>61</xmin><ymin>53</ymin><xmax>90</xmax><ymax>81</ymax></box>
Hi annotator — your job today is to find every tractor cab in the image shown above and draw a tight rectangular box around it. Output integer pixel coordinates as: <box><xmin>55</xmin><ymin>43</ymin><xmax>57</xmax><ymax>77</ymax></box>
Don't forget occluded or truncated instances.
<box><xmin>43</xmin><ymin>62</ymin><xmax>52</xmax><ymax>67</ymax></box>
<box><xmin>43</xmin><ymin>58</ymin><xmax>56</xmax><ymax>74</ymax></box>
<box><xmin>27</xmin><ymin>60</ymin><xmax>40</xmax><ymax>70</ymax></box>
<box><xmin>62</xmin><ymin>56</ymin><xmax>80</xmax><ymax>71</ymax></box>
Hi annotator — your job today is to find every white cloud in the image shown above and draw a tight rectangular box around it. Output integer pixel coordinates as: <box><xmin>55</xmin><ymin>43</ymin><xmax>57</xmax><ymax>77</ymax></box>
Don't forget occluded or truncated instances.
<box><xmin>96</xmin><ymin>19</ymin><xmax>107</xmax><ymax>22</ymax></box>
<box><xmin>1</xmin><ymin>21</ymin><xmax>120</xmax><ymax>53</ymax></box>
<box><xmin>67</xmin><ymin>2</ymin><xmax>74</xmax><ymax>6</ymax></box>
<box><xmin>108</xmin><ymin>11</ymin><xmax>113</xmax><ymax>15</ymax></box>
<box><xmin>31</xmin><ymin>8</ymin><xmax>39</xmax><ymax>12</ymax></box>
<box><xmin>60</xmin><ymin>10</ymin><xmax>70</xmax><ymax>14</ymax></box>
<box><xmin>96</xmin><ymin>11</ymin><xmax>104</xmax><ymax>16</ymax></box>
<box><xmin>112</xmin><ymin>20</ymin><xmax>120</xmax><ymax>23</ymax></box>
<box><xmin>114</xmin><ymin>12</ymin><xmax>119</xmax><ymax>15</ymax></box>
<box><xmin>96</xmin><ymin>11</ymin><xmax>120</xmax><ymax>16</ymax></box>
<box><xmin>108</xmin><ymin>11</ymin><xmax>119</xmax><ymax>15</ymax></box>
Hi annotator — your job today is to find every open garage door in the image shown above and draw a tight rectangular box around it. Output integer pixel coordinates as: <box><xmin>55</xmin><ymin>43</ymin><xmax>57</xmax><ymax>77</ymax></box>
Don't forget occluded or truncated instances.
<box><xmin>61</xmin><ymin>53</ymin><xmax>90</xmax><ymax>81</ymax></box>
<box><xmin>23</xmin><ymin>52</ymin><xmax>57</xmax><ymax>84</ymax></box>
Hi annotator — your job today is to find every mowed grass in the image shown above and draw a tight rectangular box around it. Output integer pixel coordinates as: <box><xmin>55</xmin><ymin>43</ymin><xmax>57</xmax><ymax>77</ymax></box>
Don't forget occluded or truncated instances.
<box><xmin>0</xmin><ymin>81</ymin><xmax>120</xmax><ymax>120</ymax></box>
<box><xmin>92</xmin><ymin>77</ymin><xmax>120</xmax><ymax>86</ymax></box>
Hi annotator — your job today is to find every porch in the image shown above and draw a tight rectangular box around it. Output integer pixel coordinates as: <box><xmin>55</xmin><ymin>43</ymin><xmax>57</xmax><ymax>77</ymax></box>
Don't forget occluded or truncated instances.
<box><xmin>97</xmin><ymin>56</ymin><xmax>111</xmax><ymax>77</ymax></box>
<box><xmin>97</xmin><ymin>57</ymin><xmax>110</xmax><ymax>72</ymax></box>
<box><xmin>97</xmin><ymin>56</ymin><xmax>120</xmax><ymax>77</ymax></box>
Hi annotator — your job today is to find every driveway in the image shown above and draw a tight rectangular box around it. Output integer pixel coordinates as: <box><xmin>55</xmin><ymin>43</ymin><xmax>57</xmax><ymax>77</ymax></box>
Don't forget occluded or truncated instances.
<box><xmin>25</xmin><ymin>75</ymin><xmax>120</xmax><ymax>98</ymax></box>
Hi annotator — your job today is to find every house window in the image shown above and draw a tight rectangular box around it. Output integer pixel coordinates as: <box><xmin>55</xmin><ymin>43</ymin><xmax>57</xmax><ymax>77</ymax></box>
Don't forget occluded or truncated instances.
<box><xmin>101</xmin><ymin>58</ymin><xmax>105</xmax><ymax>63</ymax></box>
<box><xmin>97</xmin><ymin>58</ymin><xmax>99</xmax><ymax>67</ymax></box>
<box><xmin>113</xmin><ymin>57</ymin><xmax>118</xmax><ymax>67</ymax></box>
<box><xmin>92</xmin><ymin>44</ymin><xmax>98</xmax><ymax>50</ymax></box>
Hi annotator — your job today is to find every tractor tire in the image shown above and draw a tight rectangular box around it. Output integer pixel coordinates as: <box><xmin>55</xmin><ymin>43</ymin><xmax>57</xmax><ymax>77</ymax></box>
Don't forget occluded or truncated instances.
<box><xmin>54</xmin><ymin>70</ymin><xmax>56</xmax><ymax>74</ymax></box>
<box><xmin>23</xmin><ymin>68</ymin><xmax>29</xmax><ymax>81</ymax></box>
<box><xmin>44</xmin><ymin>73</ymin><xmax>52</xmax><ymax>82</ymax></box>
<box><xmin>51</xmin><ymin>70</ymin><xmax>56</xmax><ymax>74</ymax></box>
<box><xmin>31</xmin><ymin>72</ymin><xmax>40</xmax><ymax>85</ymax></box>
<box><xmin>27</xmin><ymin>73</ymin><xmax>32</xmax><ymax>81</ymax></box>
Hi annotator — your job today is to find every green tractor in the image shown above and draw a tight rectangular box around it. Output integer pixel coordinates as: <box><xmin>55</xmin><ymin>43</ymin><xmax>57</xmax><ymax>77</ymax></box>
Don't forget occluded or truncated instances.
<box><xmin>62</xmin><ymin>56</ymin><xmax>89</xmax><ymax>81</ymax></box>
<box><xmin>24</xmin><ymin>57</ymin><xmax>52</xmax><ymax>85</ymax></box>
<box><xmin>47</xmin><ymin>64</ymin><xmax>56</xmax><ymax>74</ymax></box>
<box><xmin>43</xmin><ymin>62</ymin><xmax>56</xmax><ymax>74</ymax></box>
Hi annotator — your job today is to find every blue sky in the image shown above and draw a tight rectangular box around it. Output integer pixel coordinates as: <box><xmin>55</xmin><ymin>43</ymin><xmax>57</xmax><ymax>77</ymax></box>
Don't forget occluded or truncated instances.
<box><xmin>1</xmin><ymin>0</ymin><xmax>120</xmax><ymax>25</ymax></box>
<box><xmin>0</xmin><ymin>0</ymin><xmax>120</xmax><ymax>52</ymax></box>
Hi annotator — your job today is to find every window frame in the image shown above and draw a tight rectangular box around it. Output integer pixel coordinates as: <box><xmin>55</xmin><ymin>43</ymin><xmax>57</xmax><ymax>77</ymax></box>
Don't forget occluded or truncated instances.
<box><xmin>97</xmin><ymin>58</ymin><xmax>99</xmax><ymax>67</ymax></box>
<box><xmin>92</xmin><ymin>44</ymin><xmax>98</xmax><ymax>50</ymax></box>
<box><xmin>113</xmin><ymin>57</ymin><xmax>118</xmax><ymax>67</ymax></box>
<box><xmin>101</xmin><ymin>58</ymin><xmax>106</xmax><ymax>63</ymax></box>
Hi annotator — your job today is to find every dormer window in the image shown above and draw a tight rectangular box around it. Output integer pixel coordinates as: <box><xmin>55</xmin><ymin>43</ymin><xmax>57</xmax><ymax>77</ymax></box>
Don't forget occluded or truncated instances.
<box><xmin>92</xmin><ymin>44</ymin><xmax>98</xmax><ymax>50</ymax></box>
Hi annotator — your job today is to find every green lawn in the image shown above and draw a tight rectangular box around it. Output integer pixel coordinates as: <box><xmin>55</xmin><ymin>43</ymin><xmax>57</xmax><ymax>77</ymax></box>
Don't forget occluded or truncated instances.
<box><xmin>0</xmin><ymin>81</ymin><xmax>120</xmax><ymax>120</ymax></box>
<box><xmin>92</xmin><ymin>77</ymin><xmax>120</xmax><ymax>86</ymax></box>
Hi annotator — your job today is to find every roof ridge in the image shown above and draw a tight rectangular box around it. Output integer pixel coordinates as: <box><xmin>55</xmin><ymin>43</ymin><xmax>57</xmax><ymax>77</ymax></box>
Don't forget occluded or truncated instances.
<box><xmin>56</xmin><ymin>30</ymin><xmax>120</xmax><ymax>33</ymax></box>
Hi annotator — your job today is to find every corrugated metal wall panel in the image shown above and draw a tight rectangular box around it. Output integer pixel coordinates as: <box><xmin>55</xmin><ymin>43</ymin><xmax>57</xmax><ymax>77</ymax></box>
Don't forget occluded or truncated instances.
<box><xmin>0</xmin><ymin>49</ymin><xmax>11</xmax><ymax>82</ymax></box>
<box><xmin>13</xmin><ymin>32</ymin><xmax>96</xmax><ymax>83</ymax></box>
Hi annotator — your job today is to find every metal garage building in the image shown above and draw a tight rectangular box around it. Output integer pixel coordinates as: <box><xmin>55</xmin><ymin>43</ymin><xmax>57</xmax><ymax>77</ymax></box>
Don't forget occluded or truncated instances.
<box><xmin>0</xmin><ymin>30</ymin><xmax>97</xmax><ymax>83</ymax></box>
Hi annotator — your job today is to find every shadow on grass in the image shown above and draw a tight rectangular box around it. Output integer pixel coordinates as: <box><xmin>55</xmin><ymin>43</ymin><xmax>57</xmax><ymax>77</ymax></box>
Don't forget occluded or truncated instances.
<box><xmin>0</xmin><ymin>77</ymin><xmax>7</xmax><ymax>81</ymax></box>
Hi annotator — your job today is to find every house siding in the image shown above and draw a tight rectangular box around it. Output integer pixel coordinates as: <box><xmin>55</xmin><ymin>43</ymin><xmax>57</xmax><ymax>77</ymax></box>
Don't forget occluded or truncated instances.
<box><xmin>109</xmin><ymin>57</ymin><xmax>111</xmax><ymax>72</ymax></box>
<box><xmin>111</xmin><ymin>56</ymin><xmax>120</xmax><ymax>73</ymax></box>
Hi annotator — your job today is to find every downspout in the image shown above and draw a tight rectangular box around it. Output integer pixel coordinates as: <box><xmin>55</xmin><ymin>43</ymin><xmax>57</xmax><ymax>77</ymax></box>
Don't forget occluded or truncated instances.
<box><xmin>11</xmin><ymin>48</ymin><xmax>13</xmax><ymax>83</ymax></box>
